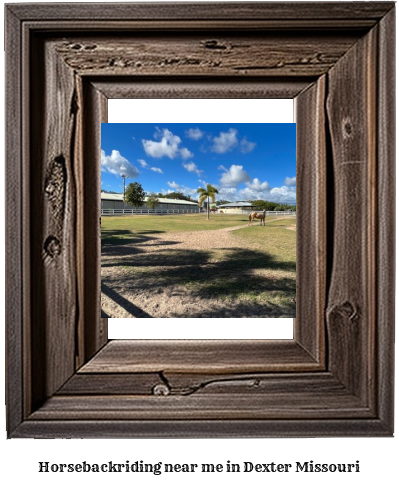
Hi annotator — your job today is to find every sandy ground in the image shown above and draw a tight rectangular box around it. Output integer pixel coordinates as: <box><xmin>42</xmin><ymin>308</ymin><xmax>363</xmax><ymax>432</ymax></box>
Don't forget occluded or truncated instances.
<box><xmin>101</xmin><ymin>221</ymin><xmax>295</xmax><ymax>318</ymax></box>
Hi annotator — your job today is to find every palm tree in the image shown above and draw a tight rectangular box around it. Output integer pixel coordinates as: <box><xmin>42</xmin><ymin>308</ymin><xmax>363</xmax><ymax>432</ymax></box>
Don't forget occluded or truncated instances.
<box><xmin>197</xmin><ymin>184</ymin><xmax>219</xmax><ymax>220</ymax></box>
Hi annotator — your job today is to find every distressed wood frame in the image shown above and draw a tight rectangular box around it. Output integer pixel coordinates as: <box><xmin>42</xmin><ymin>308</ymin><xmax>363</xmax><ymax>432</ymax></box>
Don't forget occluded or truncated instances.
<box><xmin>5</xmin><ymin>2</ymin><xmax>395</xmax><ymax>438</ymax></box>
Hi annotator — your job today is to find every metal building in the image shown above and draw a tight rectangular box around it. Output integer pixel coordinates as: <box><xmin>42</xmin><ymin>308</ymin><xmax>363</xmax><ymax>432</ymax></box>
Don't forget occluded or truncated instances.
<box><xmin>101</xmin><ymin>192</ymin><xmax>200</xmax><ymax>215</ymax></box>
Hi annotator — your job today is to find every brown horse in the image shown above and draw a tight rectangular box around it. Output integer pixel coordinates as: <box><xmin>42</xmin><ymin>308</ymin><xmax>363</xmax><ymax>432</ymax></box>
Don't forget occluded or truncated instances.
<box><xmin>248</xmin><ymin>210</ymin><xmax>266</xmax><ymax>226</ymax></box>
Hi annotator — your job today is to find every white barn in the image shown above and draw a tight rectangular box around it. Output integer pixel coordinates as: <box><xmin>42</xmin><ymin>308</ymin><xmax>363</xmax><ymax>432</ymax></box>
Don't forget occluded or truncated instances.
<box><xmin>216</xmin><ymin>201</ymin><xmax>257</xmax><ymax>214</ymax></box>
<box><xmin>101</xmin><ymin>192</ymin><xmax>200</xmax><ymax>214</ymax></box>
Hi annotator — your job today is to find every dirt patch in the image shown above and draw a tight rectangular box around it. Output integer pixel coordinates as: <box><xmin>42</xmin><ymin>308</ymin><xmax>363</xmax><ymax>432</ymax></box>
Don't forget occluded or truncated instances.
<box><xmin>286</xmin><ymin>225</ymin><xmax>296</xmax><ymax>231</ymax></box>
<box><xmin>101</xmin><ymin>221</ymin><xmax>295</xmax><ymax>318</ymax></box>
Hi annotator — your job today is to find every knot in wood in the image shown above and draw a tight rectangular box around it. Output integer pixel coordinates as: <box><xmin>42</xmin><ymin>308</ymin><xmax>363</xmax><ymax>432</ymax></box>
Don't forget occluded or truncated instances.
<box><xmin>44</xmin><ymin>181</ymin><xmax>56</xmax><ymax>197</ymax></box>
<box><xmin>152</xmin><ymin>383</ymin><xmax>170</xmax><ymax>396</ymax></box>
<box><xmin>201</xmin><ymin>40</ymin><xmax>227</xmax><ymax>50</ymax></box>
<box><xmin>342</xmin><ymin>119</ymin><xmax>353</xmax><ymax>137</ymax></box>
<box><xmin>83</xmin><ymin>44</ymin><xmax>97</xmax><ymax>51</ymax></box>
<box><xmin>44</xmin><ymin>236</ymin><xmax>61</xmax><ymax>258</ymax></box>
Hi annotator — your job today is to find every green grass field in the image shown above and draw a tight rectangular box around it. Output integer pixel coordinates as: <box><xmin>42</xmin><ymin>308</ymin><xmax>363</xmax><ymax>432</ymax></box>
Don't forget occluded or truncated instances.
<box><xmin>101</xmin><ymin>214</ymin><xmax>296</xmax><ymax>318</ymax></box>
<box><xmin>101</xmin><ymin>213</ymin><xmax>249</xmax><ymax>244</ymax></box>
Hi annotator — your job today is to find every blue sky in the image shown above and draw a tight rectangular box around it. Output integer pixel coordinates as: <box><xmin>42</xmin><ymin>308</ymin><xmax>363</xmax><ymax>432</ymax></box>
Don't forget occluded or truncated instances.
<box><xmin>101</xmin><ymin>123</ymin><xmax>296</xmax><ymax>204</ymax></box>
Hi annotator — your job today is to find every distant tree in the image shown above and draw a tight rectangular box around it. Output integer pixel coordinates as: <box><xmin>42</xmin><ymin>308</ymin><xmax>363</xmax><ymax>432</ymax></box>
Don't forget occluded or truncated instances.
<box><xmin>163</xmin><ymin>191</ymin><xmax>184</xmax><ymax>200</ymax></box>
<box><xmin>274</xmin><ymin>203</ymin><xmax>296</xmax><ymax>211</ymax></box>
<box><xmin>250</xmin><ymin>200</ymin><xmax>277</xmax><ymax>211</ymax></box>
<box><xmin>250</xmin><ymin>200</ymin><xmax>296</xmax><ymax>212</ymax></box>
<box><xmin>197</xmin><ymin>184</ymin><xmax>219</xmax><ymax>220</ymax></box>
<box><xmin>146</xmin><ymin>192</ymin><xmax>160</xmax><ymax>210</ymax></box>
<box><xmin>163</xmin><ymin>192</ymin><xmax>197</xmax><ymax>203</ymax></box>
<box><xmin>125</xmin><ymin>182</ymin><xmax>145</xmax><ymax>208</ymax></box>
<box><xmin>215</xmin><ymin>199</ymin><xmax>231</xmax><ymax>206</ymax></box>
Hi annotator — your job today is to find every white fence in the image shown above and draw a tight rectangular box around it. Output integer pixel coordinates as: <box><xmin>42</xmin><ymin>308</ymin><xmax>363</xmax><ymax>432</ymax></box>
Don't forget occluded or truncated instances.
<box><xmin>101</xmin><ymin>208</ymin><xmax>200</xmax><ymax>215</ymax></box>
<box><xmin>101</xmin><ymin>208</ymin><xmax>295</xmax><ymax>216</ymax></box>
<box><xmin>267</xmin><ymin>211</ymin><xmax>296</xmax><ymax>216</ymax></box>
<box><xmin>220</xmin><ymin>210</ymin><xmax>296</xmax><ymax>216</ymax></box>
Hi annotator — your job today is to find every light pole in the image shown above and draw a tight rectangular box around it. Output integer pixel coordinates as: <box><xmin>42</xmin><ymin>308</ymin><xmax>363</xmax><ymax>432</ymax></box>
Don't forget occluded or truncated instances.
<box><xmin>122</xmin><ymin>174</ymin><xmax>129</xmax><ymax>209</ymax></box>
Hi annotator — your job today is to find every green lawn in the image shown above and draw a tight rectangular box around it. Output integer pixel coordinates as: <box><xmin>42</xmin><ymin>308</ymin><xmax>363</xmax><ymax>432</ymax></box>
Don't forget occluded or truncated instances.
<box><xmin>102</xmin><ymin>213</ymin><xmax>248</xmax><ymax>232</ymax></box>
<box><xmin>101</xmin><ymin>214</ymin><xmax>296</xmax><ymax>317</ymax></box>
<box><xmin>233</xmin><ymin>218</ymin><xmax>296</xmax><ymax>264</ymax></box>
<box><xmin>101</xmin><ymin>213</ymin><xmax>249</xmax><ymax>245</ymax></box>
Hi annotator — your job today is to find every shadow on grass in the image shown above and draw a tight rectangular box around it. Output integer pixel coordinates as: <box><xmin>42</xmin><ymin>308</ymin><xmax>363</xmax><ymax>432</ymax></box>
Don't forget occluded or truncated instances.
<box><xmin>101</xmin><ymin>229</ymin><xmax>166</xmax><ymax>247</ymax></box>
<box><xmin>102</xmin><ymin>246</ymin><xmax>296</xmax><ymax>317</ymax></box>
<box><xmin>102</xmin><ymin>248</ymin><xmax>212</xmax><ymax>268</ymax></box>
<box><xmin>101</xmin><ymin>230</ymin><xmax>181</xmax><ymax>257</ymax></box>
<box><xmin>170</xmin><ymin>300</ymin><xmax>295</xmax><ymax>318</ymax></box>
<box><xmin>103</xmin><ymin>247</ymin><xmax>295</xmax><ymax>274</ymax></box>
<box><xmin>102</xmin><ymin>283</ymin><xmax>152</xmax><ymax>318</ymax></box>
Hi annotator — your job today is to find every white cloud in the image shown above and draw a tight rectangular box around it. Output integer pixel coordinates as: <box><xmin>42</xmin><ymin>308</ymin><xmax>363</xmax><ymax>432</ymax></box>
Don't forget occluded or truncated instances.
<box><xmin>237</xmin><ymin>187</ymin><xmax>264</xmax><ymax>200</ymax></box>
<box><xmin>284</xmin><ymin>176</ymin><xmax>296</xmax><ymax>186</ymax></box>
<box><xmin>138</xmin><ymin>158</ymin><xmax>163</xmax><ymax>173</ymax></box>
<box><xmin>186</xmin><ymin>128</ymin><xmax>204</xmax><ymax>140</ymax></box>
<box><xmin>235</xmin><ymin>184</ymin><xmax>296</xmax><ymax>204</ymax></box>
<box><xmin>101</xmin><ymin>149</ymin><xmax>139</xmax><ymax>179</ymax></box>
<box><xmin>269</xmin><ymin>185</ymin><xmax>296</xmax><ymax>204</ymax></box>
<box><xmin>211</xmin><ymin>128</ymin><xmax>238</xmax><ymax>154</ymax></box>
<box><xmin>220</xmin><ymin>164</ymin><xmax>251</xmax><ymax>187</ymax></box>
<box><xmin>180</xmin><ymin>187</ymin><xmax>198</xmax><ymax>197</ymax></box>
<box><xmin>142</xmin><ymin>128</ymin><xmax>193</xmax><ymax>159</ymax></box>
<box><xmin>240</xmin><ymin>137</ymin><xmax>256</xmax><ymax>153</ymax></box>
<box><xmin>218</xmin><ymin>165</ymin><xmax>228</xmax><ymax>171</ymax></box>
<box><xmin>216</xmin><ymin>186</ymin><xmax>238</xmax><ymax>201</ymax></box>
<box><xmin>246</xmin><ymin>178</ymin><xmax>270</xmax><ymax>192</ymax></box>
<box><xmin>166</xmin><ymin>181</ymin><xmax>198</xmax><ymax>197</ymax></box>
<box><xmin>183</xmin><ymin>162</ymin><xmax>203</xmax><ymax>176</ymax></box>
<box><xmin>167</xmin><ymin>181</ymin><xmax>181</xmax><ymax>190</ymax></box>
<box><xmin>180</xmin><ymin>147</ymin><xmax>194</xmax><ymax>160</ymax></box>
<box><xmin>210</xmin><ymin>129</ymin><xmax>256</xmax><ymax>154</ymax></box>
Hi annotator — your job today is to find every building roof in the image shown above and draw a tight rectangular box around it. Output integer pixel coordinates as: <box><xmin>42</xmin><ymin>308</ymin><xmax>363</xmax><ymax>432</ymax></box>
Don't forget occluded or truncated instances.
<box><xmin>217</xmin><ymin>201</ymin><xmax>256</xmax><ymax>208</ymax></box>
<box><xmin>100</xmin><ymin>192</ymin><xmax>198</xmax><ymax>206</ymax></box>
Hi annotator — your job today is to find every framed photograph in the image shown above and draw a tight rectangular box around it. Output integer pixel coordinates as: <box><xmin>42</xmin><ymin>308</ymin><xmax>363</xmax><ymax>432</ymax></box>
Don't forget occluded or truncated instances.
<box><xmin>5</xmin><ymin>2</ymin><xmax>395</xmax><ymax>437</ymax></box>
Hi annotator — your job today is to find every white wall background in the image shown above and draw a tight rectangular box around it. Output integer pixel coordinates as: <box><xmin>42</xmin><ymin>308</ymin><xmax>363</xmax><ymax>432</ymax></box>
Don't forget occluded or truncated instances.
<box><xmin>0</xmin><ymin>2</ymin><xmax>397</xmax><ymax>487</ymax></box>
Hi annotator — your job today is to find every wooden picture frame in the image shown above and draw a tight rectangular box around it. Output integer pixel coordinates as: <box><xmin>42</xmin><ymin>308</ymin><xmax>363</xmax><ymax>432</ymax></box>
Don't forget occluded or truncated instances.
<box><xmin>5</xmin><ymin>2</ymin><xmax>395</xmax><ymax>438</ymax></box>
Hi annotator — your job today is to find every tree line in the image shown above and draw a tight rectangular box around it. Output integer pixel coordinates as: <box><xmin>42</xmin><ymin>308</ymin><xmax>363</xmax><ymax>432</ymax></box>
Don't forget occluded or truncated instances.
<box><xmin>121</xmin><ymin>182</ymin><xmax>296</xmax><ymax>213</ymax></box>
<box><xmin>248</xmin><ymin>200</ymin><xmax>296</xmax><ymax>212</ymax></box>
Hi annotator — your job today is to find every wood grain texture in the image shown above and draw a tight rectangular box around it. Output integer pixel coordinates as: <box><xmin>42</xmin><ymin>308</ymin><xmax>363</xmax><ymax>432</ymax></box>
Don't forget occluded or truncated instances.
<box><xmin>5</xmin><ymin>5</ymin><xmax>24</xmax><ymax>437</ymax></box>
<box><xmin>80</xmin><ymin>81</ymin><xmax>108</xmax><ymax>363</ymax></box>
<box><xmin>13</xmin><ymin>418</ymin><xmax>391</xmax><ymax>439</ymax></box>
<box><xmin>29</xmin><ymin>394</ymin><xmax>371</xmax><ymax>421</ymax></box>
<box><xmin>60</xmin><ymin>371</ymin><xmax>353</xmax><ymax>397</ymax></box>
<box><xmin>80</xmin><ymin>340</ymin><xmax>321</xmax><ymax>374</ymax></box>
<box><xmin>7</xmin><ymin>2</ymin><xmax>394</xmax><ymax>22</ymax></box>
<box><xmin>5</xmin><ymin>2</ymin><xmax>395</xmax><ymax>438</ymax></box>
<box><xmin>30</xmin><ymin>36</ymin><xmax>78</xmax><ymax>408</ymax></box>
<box><xmin>295</xmin><ymin>76</ymin><xmax>326</xmax><ymax>363</ymax></box>
<box><xmin>35</xmin><ymin>371</ymin><xmax>373</xmax><ymax>422</ymax></box>
<box><xmin>376</xmin><ymin>7</ymin><xmax>395</xmax><ymax>432</ymax></box>
<box><xmin>326</xmin><ymin>27</ymin><xmax>376</xmax><ymax>405</ymax></box>
<box><xmin>92</xmin><ymin>78</ymin><xmax>311</xmax><ymax>100</ymax></box>
<box><xmin>53</xmin><ymin>34</ymin><xmax>360</xmax><ymax>78</ymax></box>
